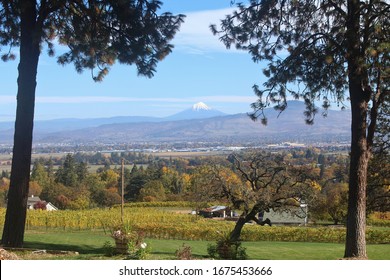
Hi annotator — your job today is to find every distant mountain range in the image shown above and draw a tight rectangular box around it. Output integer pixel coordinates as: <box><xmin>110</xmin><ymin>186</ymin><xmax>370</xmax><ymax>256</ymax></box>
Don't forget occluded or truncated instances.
<box><xmin>0</xmin><ymin>102</ymin><xmax>225</xmax><ymax>133</ymax></box>
<box><xmin>0</xmin><ymin>101</ymin><xmax>351</xmax><ymax>145</ymax></box>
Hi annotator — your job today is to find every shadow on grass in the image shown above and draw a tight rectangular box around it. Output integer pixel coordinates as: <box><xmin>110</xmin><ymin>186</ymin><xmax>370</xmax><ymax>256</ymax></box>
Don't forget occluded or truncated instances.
<box><xmin>23</xmin><ymin>240</ymin><xmax>106</xmax><ymax>255</ymax></box>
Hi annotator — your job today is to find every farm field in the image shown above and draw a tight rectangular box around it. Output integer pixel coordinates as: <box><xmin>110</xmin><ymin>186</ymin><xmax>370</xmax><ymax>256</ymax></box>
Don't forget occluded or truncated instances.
<box><xmin>1</xmin><ymin>205</ymin><xmax>389</xmax><ymax>260</ymax></box>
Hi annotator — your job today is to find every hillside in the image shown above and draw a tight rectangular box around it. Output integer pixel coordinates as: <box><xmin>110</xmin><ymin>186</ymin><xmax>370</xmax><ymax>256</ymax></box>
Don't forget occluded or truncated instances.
<box><xmin>30</xmin><ymin>101</ymin><xmax>351</xmax><ymax>145</ymax></box>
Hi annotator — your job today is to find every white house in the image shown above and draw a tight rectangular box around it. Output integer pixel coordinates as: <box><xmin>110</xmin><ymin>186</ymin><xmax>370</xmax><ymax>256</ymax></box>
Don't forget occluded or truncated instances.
<box><xmin>27</xmin><ymin>195</ymin><xmax>41</xmax><ymax>210</ymax></box>
<box><xmin>45</xmin><ymin>202</ymin><xmax>58</xmax><ymax>211</ymax></box>
<box><xmin>27</xmin><ymin>195</ymin><xmax>58</xmax><ymax>211</ymax></box>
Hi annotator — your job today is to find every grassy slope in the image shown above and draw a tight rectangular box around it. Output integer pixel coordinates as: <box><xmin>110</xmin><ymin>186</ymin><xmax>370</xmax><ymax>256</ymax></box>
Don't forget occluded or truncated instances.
<box><xmin>21</xmin><ymin>230</ymin><xmax>390</xmax><ymax>260</ymax></box>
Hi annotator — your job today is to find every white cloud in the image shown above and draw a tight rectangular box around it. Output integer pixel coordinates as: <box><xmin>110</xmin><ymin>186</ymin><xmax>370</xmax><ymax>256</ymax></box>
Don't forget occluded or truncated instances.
<box><xmin>173</xmin><ymin>7</ymin><xmax>243</xmax><ymax>54</ymax></box>
<box><xmin>34</xmin><ymin>96</ymin><xmax>190</xmax><ymax>104</ymax></box>
<box><xmin>200</xmin><ymin>95</ymin><xmax>257</xmax><ymax>103</ymax></box>
<box><xmin>0</xmin><ymin>95</ymin><xmax>16</xmax><ymax>103</ymax></box>
<box><xmin>0</xmin><ymin>95</ymin><xmax>257</xmax><ymax>104</ymax></box>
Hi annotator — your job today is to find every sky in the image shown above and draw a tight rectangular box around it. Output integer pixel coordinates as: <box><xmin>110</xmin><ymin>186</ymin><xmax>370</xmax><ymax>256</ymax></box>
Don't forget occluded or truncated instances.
<box><xmin>1</xmin><ymin>0</ymin><xmax>267</xmax><ymax>122</ymax></box>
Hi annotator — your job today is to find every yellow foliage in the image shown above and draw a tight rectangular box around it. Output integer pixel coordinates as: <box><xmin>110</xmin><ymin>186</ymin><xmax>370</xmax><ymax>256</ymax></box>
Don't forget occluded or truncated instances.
<box><xmin>0</xmin><ymin>178</ymin><xmax>10</xmax><ymax>191</ymax></box>
<box><xmin>161</xmin><ymin>166</ymin><xmax>169</xmax><ymax>174</ymax></box>
<box><xmin>310</xmin><ymin>180</ymin><xmax>322</xmax><ymax>191</ymax></box>
<box><xmin>29</xmin><ymin>181</ymin><xmax>42</xmax><ymax>196</ymax></box>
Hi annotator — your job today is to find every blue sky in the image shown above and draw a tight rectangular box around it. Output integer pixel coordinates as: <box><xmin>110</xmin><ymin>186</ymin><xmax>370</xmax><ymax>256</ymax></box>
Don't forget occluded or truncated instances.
<box><xmin>1</xmin><ymin>0</ymin><xmax>266</xmax><ymax>121</ymax></box>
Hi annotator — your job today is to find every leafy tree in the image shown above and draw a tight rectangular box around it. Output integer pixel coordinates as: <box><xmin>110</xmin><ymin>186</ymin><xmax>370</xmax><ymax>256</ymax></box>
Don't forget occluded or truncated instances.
<box><xmin>40</xmin><ymin>182</ymin><xmax>71</xmax><ymax>209</ymax></box>
<box><xmin>100</xmin><ymin>169</ymin><xmax>120</xmax><ymax>189</ymax></box>
<box><xmin>28</xmin><ymin>181</ymin><xmax>42</xmax><ymax>197</ymax></box>
<box><xmin>94</xmin><ymin>188</ymin><xmax>121</xmax><ymax>207</ymax></box>
<box><xmin>189</xmin><ymin>165</ymin><xmax>221</xmax><ymax>211</ymax></box>
<box><xmin>160</xmin><ymin>166</ymin><xmax>185</xmax><ymax>194</ymax></box>
<box><xmin>45</xmin><ymin>158</ymin><xmax>55</xmax><ymax>179</ymax></box>
<box><xmin>83</xmin><ymin>173</ymin><xmax>105</xmax><ymax>204</ymax></box>
<box><xmin>138</xmin><ymin>180</ymin><xmax>166</xmax><ymax>202</ymax></box>
<box><xmin>31</xmin><ymin>161</ymin><xmax>50</xmax><ymax>189</ymax></box>
<box><xmin>67</xmin><ymin>195</ymin><xmax>91</xmax><ymax>210</ymax></box>
<box><xmin>1</xmin><ymin>0</ymin><xmax>184</xmax><ymax>247</ymax></box>
<box><xmin>367</xmin><ymin>157</ymin><xmax>390</xmax><ymax>212</ymax></box>
<box><xmin>76</xmin><ymin>161</ymin><xmax>89</xmax><ymax>182</ymax></box>
<box><xmin>219</xmin><ymin>153</ymin><xmax>318</xmax><ymax>242</ymax></box>
<box><xmin>55</xmin><ymin>194</ymin><xmax>71</xmax><ymax>210</ymax></box>
<box><xmin>212</xmin><ymin>0</ymin><xmax>389</xmax><ymax>258</ymax></box>
<box><xmin>65</xmin><ymin>184</ymin><xmax>92</xmax><ymax>209</ymax></box>
<box><xmin>367</xmin><ymin>94</ymin><xmax>390</xmax><ymax>212</ymax></box>
<box><xmin>125</xmin><ymin>165</ymin><xmax>148</xmax><ymax>201</ymax></box>
<box><xmin>318</xmin><ymin>182</ymin><xmax>349</xmax><ymax>225</ymax></box>
<box><xmin>55</xmin><ymin>154</ymin><xmax>79</xmax><ymax>187</ymax></box>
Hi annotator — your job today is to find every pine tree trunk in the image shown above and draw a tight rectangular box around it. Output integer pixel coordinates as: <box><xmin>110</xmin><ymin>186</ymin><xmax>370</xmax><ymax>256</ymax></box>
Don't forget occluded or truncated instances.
<box><xmin>1</xmin><ymin>1</ymin><xmax>40</xmax><ymax>247</ymax></box>
<box><xmin>344</xmin><ymin>92</ymin><xmax>369</xmax><ymax>259</ymax></box>
<box><xmin>343</xmin><ymin>0</ymin><xmax>370</xmax><ymax>259</ymax></box>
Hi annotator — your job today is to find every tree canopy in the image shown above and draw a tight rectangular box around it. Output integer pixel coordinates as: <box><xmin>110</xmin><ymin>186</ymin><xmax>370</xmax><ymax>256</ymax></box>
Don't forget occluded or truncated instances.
<box><xmin>1</xmin><ymin>0</ymin><xmax>185</xmax><ymax>80</ymax></box>
<box><xmin>222</xmin><ymin>152</ymin><xmax>318</xmax><ymax>241</ymax></box>
<box><xmin>211</xmin><ymin>0</ymin><xmax>389</xmax><ymax>124</ymax></box>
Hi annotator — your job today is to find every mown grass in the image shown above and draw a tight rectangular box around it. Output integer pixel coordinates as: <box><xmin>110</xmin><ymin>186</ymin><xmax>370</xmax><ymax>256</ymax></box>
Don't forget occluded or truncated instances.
<box><xmin>18</xmin><ymin>229</ymin><xmax>390</xmax><ymax>260</ymax></box>
<box><xmin>1</xmin><ymin>206</ymin><xmax>388</xmax><ymax>259</ymax></box>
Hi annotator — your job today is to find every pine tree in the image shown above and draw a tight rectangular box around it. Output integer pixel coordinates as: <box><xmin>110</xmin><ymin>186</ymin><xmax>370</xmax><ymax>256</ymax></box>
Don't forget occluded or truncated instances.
<box><xmin>0</xmin><ymin>0</ymin><xmax>184</xmax><ymax>247</ymax></box>
<box><xmin>212</xmin><ymin>0</ymin><xmax>389</xmax><ymax>259</ymax></box>
<box><xmin>55</xmin><ymin>154</ymin><xmax>78</xmax><ymax>187</ymax></box>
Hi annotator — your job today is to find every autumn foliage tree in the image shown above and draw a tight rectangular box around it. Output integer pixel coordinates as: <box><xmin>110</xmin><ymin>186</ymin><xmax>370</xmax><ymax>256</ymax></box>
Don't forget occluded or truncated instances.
<box><xmin>212</xmin><ymin>0</ymin><xmax>389</xmax><ymax>258</ymax></box>
<box><xmin>367</xmin><ymin>94</ymin><xmax>390</xmax><ymax>212</ymax></box>
<box><xmin>207</xmin><ymin>153</ymin><xmax>318</xmax><ymax>243</ymax></box>
<box><xmin>0</xmin><ymin>0</ymin><xmax>184</xmax><ymax>247</ymax></box>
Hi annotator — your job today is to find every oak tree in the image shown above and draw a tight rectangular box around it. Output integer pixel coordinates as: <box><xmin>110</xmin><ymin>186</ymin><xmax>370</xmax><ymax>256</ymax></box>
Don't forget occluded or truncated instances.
<box><xmin>222</xmin><ymin>153</ymin><xmax>317</xmax><ymax>242</ymax></box>
<box><xmin>212</xmin><ymin>0</ymin><xmax>389</xmax><ymax>258</ymax></box>
<box><xmin>0</xmin><ymin>0</ymin><xmax>184</xmax><ymax>247</ymax></box>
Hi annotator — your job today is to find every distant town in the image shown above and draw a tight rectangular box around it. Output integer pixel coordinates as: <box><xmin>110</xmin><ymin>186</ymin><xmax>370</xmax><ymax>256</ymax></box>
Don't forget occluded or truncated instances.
<box><xmin>0</xmin><ymin>140</ymin><xmax>350</xmax><ymax>157</ymax></box>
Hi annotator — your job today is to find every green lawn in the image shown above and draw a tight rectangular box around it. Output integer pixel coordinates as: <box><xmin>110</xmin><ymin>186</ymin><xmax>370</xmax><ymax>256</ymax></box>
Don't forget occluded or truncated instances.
<box><xmin>19</xmin><ymin>229</ymin><xmax>390</xmax><ymax>260</ymax></box>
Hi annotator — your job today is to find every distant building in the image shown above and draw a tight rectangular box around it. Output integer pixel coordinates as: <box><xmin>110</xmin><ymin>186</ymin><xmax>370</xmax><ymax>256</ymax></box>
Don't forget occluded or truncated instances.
<box><xmin>198</xmin><ymin>204</ymin><xmax>308</xmax><ymax>225</ymax></box>
<box><xmin>260</xmin><ymin>205</ymin><xmax>308</xmax><ymax>225</ymax></box>
<box><xmin>27</xmin><ymin>195</ymin><xmax>58</xmax><ymax>211</ymax></box>
<box><xmin>27</xmin><ymin>195</ymin><xmax>41</xmax><ymax>210</ymax></box>
<box><xmin>198</xmin><ymin>205</ymin><xmax>233</xmax><ymax>218</ymax></box>
<box><xmin>45</xmin><ymin>202</ymin><xmax>58</xmax><ymax>211</ymax></box>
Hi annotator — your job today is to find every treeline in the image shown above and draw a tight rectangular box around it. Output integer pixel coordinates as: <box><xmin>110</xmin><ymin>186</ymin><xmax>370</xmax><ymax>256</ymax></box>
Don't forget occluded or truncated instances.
<box><xmin>0</xmin><ymin>149</ymin><xmax>388</xmax><ymax>224</ymax></box>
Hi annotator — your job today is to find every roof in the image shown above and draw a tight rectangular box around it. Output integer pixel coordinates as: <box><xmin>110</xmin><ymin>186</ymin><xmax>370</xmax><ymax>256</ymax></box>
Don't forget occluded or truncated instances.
<box><xmin>263</xmin><ymin>207</ymin><xmax>307</xmax><ymax>224</ymax></box>
<box><xmin>46</xmin><ymin>202</ymin><xmax>58</xmax><ymax>211</ymax></box>
<box><xmin>27</xmin><ymin>196</ymin><xmax>41</xmax><ymax>204</ymax></box>
<box><xmin>202</xmin><ymin>205</ymin><xmax>229</xmax><ymax>213</ymax></box>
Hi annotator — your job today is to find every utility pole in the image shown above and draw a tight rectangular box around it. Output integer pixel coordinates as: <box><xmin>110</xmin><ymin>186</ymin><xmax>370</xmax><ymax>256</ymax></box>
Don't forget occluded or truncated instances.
<box><xmin>121</xmin><ymin>158</ymin><xmax>125</xmax><ymax>224</ymax></box>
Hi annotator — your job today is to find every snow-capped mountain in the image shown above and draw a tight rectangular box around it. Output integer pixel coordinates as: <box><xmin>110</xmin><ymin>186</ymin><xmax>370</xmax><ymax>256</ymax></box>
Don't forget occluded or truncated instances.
<box><xmin>192</xmin><ymin>102</ymin><xmax>211</xmax><ymax>111</ymax></box>
<box><xmin>165</xmin><ymin>102</ymin><xmax>227</xmax><ymax>121</ymax></box>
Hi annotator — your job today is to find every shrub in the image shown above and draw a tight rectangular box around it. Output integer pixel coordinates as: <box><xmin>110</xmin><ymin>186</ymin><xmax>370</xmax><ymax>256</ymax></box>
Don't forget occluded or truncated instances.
<box><xmin>126</xmin><ymin>240</ymin><xmax>150</xmax><ymax>260</ymax></box>
<box><xmin>367</xmin><ymin>212</ymin><xmax>390</xmax><ymax>227</ymax></box>
<box><xmin>103</xmin><ymin>241</ymin><xmax>115</xmax><ymax>257</ymax></box>
<box><xmin>33</xmin><ymin>201</ymin><xmax>47</xmax><ymax>210</ymax></box>
<box><xmin>207</xmin><ymin>232</ymin><xmax>247</xmax><ymax>260</ymax></box>
<box><xmin>111</xmin><ymin>224</ymin><xmax>150</xmax><ymax>259</ymax></box>
<box><xmin>175</xmin><ymin>243</ymin><xmax>193</xmax><ymax>260</ymax></box>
